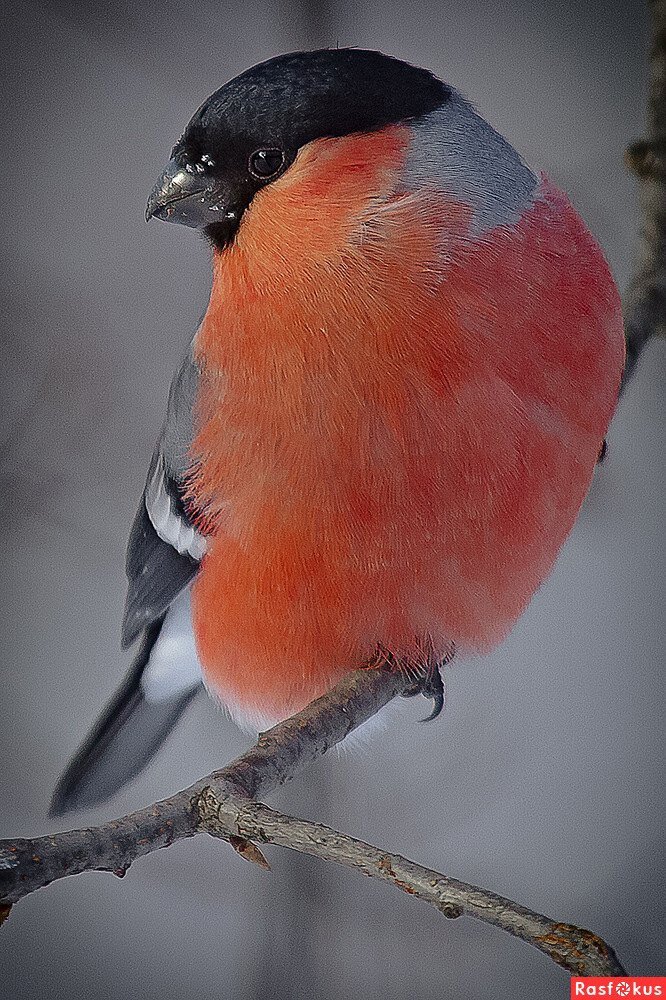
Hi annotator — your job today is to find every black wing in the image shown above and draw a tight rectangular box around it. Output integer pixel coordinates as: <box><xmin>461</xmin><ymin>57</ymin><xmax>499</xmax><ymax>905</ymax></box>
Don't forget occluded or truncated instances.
<box><xmin>50</xmin><ymin>342</ymin><xmax>208</xmax><ymax>816</ymax></box>
<box><xmin>121</xmin><ymin>345</ymin><xmax>205</xmax><ymax>648</ymax></box>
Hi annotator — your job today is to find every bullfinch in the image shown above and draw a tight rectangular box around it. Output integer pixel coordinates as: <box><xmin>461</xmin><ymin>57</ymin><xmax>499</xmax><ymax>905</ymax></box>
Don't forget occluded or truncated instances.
<box><xmin>50</xmin><ymin>48</ymin><xmax>625</xmax><ymax>815</ymax></box>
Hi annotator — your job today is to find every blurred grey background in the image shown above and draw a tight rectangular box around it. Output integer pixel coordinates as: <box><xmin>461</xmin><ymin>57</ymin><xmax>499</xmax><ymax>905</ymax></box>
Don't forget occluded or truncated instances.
<box><xmin>1</xmin><ymin>1</ymin><xmax>664</xmax><ymax>998</ymax></box>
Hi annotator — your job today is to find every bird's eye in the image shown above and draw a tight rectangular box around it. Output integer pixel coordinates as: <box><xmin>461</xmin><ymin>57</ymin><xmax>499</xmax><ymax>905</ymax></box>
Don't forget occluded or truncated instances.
<box><xmin>249</xmin><ymin>148</ymin><xmax>285</xmax><ymax>180</ymax></box>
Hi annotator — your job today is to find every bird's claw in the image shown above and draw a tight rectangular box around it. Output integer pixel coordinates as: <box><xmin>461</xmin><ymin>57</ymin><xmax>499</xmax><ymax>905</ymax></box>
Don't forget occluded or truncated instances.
<box><xmin>399</xmin><ymin>640</ymin><xmax>455</xmax><ymax>722</ymax></box>
<box><xmin>401</xmin><ymin>663</ymin><xmax>445</xmax><ymax>721</ymax></box>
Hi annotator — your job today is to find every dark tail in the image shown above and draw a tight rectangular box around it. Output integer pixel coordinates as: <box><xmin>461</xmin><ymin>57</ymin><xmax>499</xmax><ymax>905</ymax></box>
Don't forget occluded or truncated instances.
<box><xmin>50</xmin><ymin>621</ymin><xmax>199</xmax><ymax>817</ymax></box>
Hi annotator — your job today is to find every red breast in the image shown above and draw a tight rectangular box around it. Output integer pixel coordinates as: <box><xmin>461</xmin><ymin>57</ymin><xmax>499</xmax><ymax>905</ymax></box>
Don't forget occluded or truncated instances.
<box><xmin>185</xmin><ymin>126</ymin><xmax>624</xmax><ymax>724</ymax></box>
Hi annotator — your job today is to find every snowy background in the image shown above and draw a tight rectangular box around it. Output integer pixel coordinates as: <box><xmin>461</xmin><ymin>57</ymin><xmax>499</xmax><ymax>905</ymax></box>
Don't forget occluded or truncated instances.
<box><xmin>1</xmin><ymin>1</ymin><xmax>664</xmax><ymax>998</ymax></box>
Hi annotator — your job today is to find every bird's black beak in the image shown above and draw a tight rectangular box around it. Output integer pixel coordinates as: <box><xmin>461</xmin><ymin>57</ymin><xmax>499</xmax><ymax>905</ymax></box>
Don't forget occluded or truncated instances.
<box><xmin>145</xmin><ymin>158</ymin><xmax>229</xmax><ymax>228</ymax></box>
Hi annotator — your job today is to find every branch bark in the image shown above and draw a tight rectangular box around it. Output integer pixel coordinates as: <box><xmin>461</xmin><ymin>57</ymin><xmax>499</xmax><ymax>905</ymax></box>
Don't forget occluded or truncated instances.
<box><xmin>622</xmin><ymin>0</ymin><xmax>666</xmax><ymax>386</ymax></box>
<box><xmin>0</xmin><ymin>663</ymin><xmax>625</xmax><ymax>977</ymax></box>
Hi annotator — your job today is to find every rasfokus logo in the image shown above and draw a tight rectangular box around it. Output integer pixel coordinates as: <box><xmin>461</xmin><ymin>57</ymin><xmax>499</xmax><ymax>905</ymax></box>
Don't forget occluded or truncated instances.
<box><xmin>571</xmin><ymin>978</ymin><xmax>665</xmax><ymax>997</ymax></box>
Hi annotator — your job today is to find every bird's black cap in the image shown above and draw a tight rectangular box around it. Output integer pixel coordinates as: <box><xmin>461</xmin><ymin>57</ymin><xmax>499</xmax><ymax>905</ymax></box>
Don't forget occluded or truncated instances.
<box><xmin>146</xmin><ymin>48</ymin><xmax>450</xmax><ymax>250</ymax></box>
<box><xmin>182</xmin><ymin>48</ymin><xmax>449</xmax><ymax>158</ymax></box>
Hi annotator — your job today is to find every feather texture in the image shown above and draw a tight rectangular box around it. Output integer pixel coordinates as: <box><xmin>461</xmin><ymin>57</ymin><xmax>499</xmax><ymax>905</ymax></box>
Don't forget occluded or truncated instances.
<box><xmin>186</xmin><ymin>125</ymin><xmax>624</xmax><ymax>725</ymax></box>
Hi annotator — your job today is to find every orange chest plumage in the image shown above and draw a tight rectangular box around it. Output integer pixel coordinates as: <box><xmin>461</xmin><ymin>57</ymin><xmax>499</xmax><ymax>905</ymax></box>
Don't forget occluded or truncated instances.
<box><xmin>186</xmin><ymin>128</ymin><xmax>624</xmax><ymax>725</ymax></box>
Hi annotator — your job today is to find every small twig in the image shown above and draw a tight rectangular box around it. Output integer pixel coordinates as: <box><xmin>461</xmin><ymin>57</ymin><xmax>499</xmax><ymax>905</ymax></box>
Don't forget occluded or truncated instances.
<box><xmin>0</xmin><ymin>663</ymin><xmax>625</xmax><ymax>977</ymax></box>
<box><xmin>622</xmin><ymin>0</ymin><xmax>666</xmax><ymax>387</ymax></box>
<box><xmin>197</xmin><ymin>792</ymin><xmax>625</xmax><ymax>976</ymax></box>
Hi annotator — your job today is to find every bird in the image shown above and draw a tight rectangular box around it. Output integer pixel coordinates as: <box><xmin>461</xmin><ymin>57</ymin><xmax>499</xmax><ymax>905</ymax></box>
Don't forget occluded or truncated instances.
<box><xmin>50</xmin><ymin>48</ymin><xmax>625</xmax><ymax>816</ymax></box>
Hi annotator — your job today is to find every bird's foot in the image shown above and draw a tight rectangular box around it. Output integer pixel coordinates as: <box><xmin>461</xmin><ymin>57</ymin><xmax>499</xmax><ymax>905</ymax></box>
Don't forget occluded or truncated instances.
<box><xmin>370</xmin><ymin>637</ymin><xmax>455</xmax><ymax>722</ymax></box>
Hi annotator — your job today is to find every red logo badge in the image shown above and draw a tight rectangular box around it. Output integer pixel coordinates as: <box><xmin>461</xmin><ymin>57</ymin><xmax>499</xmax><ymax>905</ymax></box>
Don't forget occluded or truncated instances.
<box><xmin>571</xmin><ymin>978</ymin><xmax>665</xmax><ymax>998</ymax></box>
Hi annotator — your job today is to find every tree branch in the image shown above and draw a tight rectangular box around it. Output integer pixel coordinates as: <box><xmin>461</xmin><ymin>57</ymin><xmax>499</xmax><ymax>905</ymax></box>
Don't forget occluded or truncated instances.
<box><xmin>0</xmin><ymin>663</ymin><xmax>404</xmax><ymax>904</ymax></box>
<box><xmin>622</xmin><ymin>0</ymin><xmax>666</xmax><ymax>387</ymax></box>
<box><xmin>197</xmin><ymin>793</ymin><xmax>625</xmax><ymax>976</ymax></box>
<box><xmin>0</xmin><ymin>663</ymin><xmax>625</xmax><ymax>977</ymax></box>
